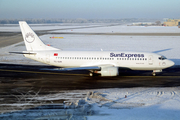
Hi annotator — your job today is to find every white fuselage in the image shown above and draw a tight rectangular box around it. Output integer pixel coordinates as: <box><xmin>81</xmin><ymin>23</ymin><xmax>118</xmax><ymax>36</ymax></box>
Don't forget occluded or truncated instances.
<box><xmin>16</xmin><ymin>21</ymin><xmax>175</xmax><ymax>76</ymax></box>
<box><xmin>24</xmin><ymin>51</ymin><xmax>174</xmax><ymax>71</ymax></box>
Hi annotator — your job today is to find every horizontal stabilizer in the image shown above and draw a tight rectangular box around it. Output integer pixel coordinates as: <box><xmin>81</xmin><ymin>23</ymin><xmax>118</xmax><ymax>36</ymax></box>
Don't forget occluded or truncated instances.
<box><xmin>9</xmin><ymin>51</ymin><xmax>36</xmax><ymax>55</ymax></box>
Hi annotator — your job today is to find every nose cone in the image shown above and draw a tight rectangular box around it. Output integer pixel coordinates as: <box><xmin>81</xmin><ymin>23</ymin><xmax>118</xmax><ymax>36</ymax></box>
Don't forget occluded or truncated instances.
<box><xmin>167</xmin><ymin>60</ymin><xmax>175</xmax><ymax>67</ymax></box>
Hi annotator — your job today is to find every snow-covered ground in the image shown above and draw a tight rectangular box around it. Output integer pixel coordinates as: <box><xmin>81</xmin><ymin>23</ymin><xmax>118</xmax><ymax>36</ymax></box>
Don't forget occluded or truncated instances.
<box><xmin>0</xmin><ymin>23</ymin><xmax>108</xmax><ymax>32</ymax></box>
<box><xmin>53</xmin><ymin>25</ymin><xmax>180</xmax><ymax>33</ymax></box>
<box><xmin>62</xmin><ymin>87</ymin><xmax>180</xmax><ymax>120</ymax></box>
<box><xmin>85</xmin><ymin>87</ymin><xmax>180</xmax><ymax>120</ymax></box>
<box><xmin>1</xmin><ymin>23</ymin><xmax>180</xmax><ymax>33</ymax></box>
<box><xmin>1</xmin><ymin>87</ymin><xmax>180</xmax><ymax>120</ymax></box>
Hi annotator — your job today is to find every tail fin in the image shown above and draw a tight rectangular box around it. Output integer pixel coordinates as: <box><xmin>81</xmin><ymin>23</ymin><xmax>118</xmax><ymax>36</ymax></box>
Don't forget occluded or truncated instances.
<box><xmin>19</xmin><ymin>21</ymin><xmax>59</xmax><ymax>51</ymax></box>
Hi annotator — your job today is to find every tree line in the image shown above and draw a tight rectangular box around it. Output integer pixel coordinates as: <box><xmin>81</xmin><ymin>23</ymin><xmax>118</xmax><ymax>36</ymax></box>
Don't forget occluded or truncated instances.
<box><xmin>0</xmin><ymin>18</ymin><xmax>160</xmax><ymax>24</ymax></box>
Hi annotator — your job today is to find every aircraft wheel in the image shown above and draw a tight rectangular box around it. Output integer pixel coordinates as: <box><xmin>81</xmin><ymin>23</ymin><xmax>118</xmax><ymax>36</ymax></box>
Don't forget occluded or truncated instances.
<box><xmin>152</xmin><ymin>72</ymin><xmax>156</xmax><ymax>76</ymax></box>
<box><xmin>89</xmin><ymin>72</ymin><xmax>94</xmax><ymax>76</ymax></box>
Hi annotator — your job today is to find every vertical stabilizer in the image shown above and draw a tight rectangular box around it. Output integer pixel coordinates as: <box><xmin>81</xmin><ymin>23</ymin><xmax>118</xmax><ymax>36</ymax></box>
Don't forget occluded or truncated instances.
<box><xmin>19</xmin><ymin>21</ymin><xmax>58</xmax><ymax>51</ymax></box>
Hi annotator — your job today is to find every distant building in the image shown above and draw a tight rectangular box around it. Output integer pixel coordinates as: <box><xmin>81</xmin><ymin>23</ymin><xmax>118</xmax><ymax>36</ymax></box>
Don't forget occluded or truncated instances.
<box><xmin>163</xmin><ymin>19</ymin><xmax>180</xmax><ymax>26</ymax></box>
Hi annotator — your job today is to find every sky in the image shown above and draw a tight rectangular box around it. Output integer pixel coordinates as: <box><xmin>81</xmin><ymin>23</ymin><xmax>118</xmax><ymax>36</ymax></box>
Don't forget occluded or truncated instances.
<box><xmin>0</xmin><ymin>0</ymin><xmax>179</xmax><ymax>19</ymax></box>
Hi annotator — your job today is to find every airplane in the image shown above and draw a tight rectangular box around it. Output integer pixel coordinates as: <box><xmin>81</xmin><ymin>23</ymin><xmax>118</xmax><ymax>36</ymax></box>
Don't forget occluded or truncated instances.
<box><xmin>10</xmin><ymin>21</ymin><xmax>175</xmax><ymax>76</ymax></box>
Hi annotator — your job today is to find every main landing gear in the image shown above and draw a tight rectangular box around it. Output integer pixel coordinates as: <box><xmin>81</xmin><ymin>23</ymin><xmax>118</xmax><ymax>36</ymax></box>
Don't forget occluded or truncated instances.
<box><xmin>89</xmin><ymin>72</ymin><xmax>94</xmax><ymax>76</ymax></box>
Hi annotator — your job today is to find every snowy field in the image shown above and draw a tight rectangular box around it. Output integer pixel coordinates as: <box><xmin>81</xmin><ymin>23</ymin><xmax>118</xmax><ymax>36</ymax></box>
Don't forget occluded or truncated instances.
<box><xmin>45</xmin><ymin>87</ymin><xmax>180</xmax><ymax>120</ymax></box>
<box><xmin>53</xmin><ymin>25</ymin><xmax>180</xmax><ymax>33</ymax></box>
<box><xmin>1</xmin><ymin>87</ymin><xmax>180</xmax><ymax>120</ymax></box>
<box><xmin>1</xmin><ymin>23</ymin><xmax>180</xmax><ymax>33</ymax></box>
<box><xmin>0</xmin><ymin>24</ymin><xmax>180</xmax><ymax>119</ymax></box>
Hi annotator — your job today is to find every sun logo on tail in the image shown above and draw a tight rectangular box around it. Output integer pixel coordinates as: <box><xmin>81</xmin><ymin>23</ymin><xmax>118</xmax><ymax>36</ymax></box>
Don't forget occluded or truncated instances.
<box><xmin>25</xmin><ymin>32</ymin><xmax>35</xmax><ymax>43</ymax></box>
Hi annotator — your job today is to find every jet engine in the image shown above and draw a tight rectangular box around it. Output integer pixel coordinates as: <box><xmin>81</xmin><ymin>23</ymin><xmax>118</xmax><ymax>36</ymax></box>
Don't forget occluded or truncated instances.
<box><xmin>96</xmin><ymin>66</ymin><xmax>119</xmax><ymax>76</ymax></box>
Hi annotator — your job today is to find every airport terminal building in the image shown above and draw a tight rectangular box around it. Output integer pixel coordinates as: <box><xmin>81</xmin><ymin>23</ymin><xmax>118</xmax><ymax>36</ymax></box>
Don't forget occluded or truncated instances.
<box><xmin>163</xmin><ymin>19</ymin><xmax>180</xmax><ymax>26</ymax></box>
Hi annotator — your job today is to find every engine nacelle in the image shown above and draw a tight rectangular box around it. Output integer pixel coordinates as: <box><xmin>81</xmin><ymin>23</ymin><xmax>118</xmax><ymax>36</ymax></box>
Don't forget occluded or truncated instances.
<box><xmin>99</xmin><ymin>67</ymin><xmax>119</xmax><ymax>76</ymax></box>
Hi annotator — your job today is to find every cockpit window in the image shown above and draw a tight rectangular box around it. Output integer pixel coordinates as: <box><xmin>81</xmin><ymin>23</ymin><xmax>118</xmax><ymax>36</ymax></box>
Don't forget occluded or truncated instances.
<box><xmin>158</xmin><ymin>56</ymin><xmax>167</xmax><ymax>60</ymax></box>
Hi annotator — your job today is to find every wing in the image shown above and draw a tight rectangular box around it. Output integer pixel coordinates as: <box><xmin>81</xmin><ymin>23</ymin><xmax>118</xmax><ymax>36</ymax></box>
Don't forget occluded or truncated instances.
<box><xmin>41</xmin><ymin>66</ymin><xmax>101</xmax><ymax>71</ymax></box>
<box><xmin>41</xmin><ymin>64</ymin><xmax>117</xmax><ymax>71</ymax></box>
<box><xmin>153</xmin><ymin>48</ymin><xmax>172</xmax><ymax>53</ymax></box>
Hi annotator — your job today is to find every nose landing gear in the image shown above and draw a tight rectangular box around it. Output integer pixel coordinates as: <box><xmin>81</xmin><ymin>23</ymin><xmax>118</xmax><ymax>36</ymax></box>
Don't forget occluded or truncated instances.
<box><xmin>152</xmin><ymin>72</ymin><xmax>156</xmax><ymax>76</ymax></box>
<box><xmin>152</xmin><ymin>70</ymin><xmax>162</xmax><ymax>76</ymax></box>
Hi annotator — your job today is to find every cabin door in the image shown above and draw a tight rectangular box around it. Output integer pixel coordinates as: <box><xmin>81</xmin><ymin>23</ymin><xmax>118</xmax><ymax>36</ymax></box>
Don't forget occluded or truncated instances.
<box><xmin>148</xmin><ymin>55</ymin><xmax>153</xmax><ymax>65</ymax></box>
<box><xmin>46</xmin><ymin>54</ymin><xmax>50</xmax><ymax>63</ymax></box>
